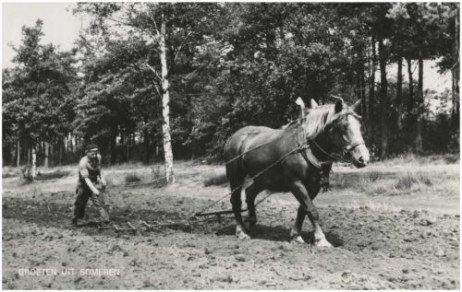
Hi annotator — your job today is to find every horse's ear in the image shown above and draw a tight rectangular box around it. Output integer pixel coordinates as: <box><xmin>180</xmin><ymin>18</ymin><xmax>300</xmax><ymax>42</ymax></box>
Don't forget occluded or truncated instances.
<box><xmin>295</xmin><ymin>97</ymin><xmax>305</xmax><ymax>108</ymax></box>
<box><xmin>295</xmin><ymin>97</ymin><xmax>306</xmax><ymax>120</ymax></box>
<box><xmin>309</xmin><ymin>99</ymin><xmax>318</xmax><ymax>109</ymax></box>
<box><xmin>351</xmin><ymin>99</ymin><xmax>362</xmax><ymax>113</ymax></box>
<box><xmin>335</xmin><ymin>100</ymin><xmax>343</xmax><ymax>113</ymax></box>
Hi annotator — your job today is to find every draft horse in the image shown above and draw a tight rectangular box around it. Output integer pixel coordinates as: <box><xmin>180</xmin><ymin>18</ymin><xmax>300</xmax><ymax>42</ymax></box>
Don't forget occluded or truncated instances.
<box><xmin>223</xmin><ymin>97</ymin><xmax>370</xmax><ymax>247</ymax></box>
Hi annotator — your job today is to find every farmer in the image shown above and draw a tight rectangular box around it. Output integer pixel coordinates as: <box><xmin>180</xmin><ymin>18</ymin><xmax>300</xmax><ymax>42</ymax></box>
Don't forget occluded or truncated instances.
<box><xmin>72</xmin><ymin>143</ymin><xmax>109</xmax><ymax>225</ymax></box>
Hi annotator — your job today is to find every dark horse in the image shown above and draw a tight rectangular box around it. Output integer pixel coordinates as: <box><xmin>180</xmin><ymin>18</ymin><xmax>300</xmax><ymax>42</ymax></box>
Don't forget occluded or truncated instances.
<box><xmin>223</xmin><ymin>98</ymin><xmax>370</xmax><ymax>247</ymax></box>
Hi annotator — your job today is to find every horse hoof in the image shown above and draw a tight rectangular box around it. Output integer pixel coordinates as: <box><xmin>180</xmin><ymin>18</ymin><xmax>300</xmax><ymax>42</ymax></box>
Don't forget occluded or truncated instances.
<box><xmin>291</xmin><ymin>236</ymin><xmax>305</xmax><ymax>244</ymax></box>
<box><xmin>316</xmin><ymin>239</ymin><xmax>333</xmax><ymax>248</ymax></box>
<box><xmin>236</xmin><ymin>231</ymin><xmax>250</xmax><ymax>240</ymax></box>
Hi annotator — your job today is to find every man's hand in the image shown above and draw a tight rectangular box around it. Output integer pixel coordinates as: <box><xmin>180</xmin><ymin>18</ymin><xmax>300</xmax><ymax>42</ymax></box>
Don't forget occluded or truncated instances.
<box><xmin>100</xmin><ymin>177</ymin><xmax>107</xmax><ymax>190</ymax></box>
<box><xmin>85</xmin><ymin>178</ymin><xmax>100</xmax><ymax>196</ymax></box>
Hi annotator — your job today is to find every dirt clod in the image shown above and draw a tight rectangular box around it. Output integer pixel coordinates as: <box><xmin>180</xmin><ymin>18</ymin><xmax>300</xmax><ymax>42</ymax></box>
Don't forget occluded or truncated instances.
<box><xmin>435</xmin><ymin>249</ymin><xmax>446</xmax><ymax>257</ymax></box>
<box><xmin>234</xmin><ymin>254</ymin><xmax>246</xmax><ymax>262</ymax></box>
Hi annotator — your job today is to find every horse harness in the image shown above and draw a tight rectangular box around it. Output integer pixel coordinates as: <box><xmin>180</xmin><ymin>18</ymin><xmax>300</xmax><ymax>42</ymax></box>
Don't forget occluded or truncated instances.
<box><xmin>298</xmin><ymin>109</ymin><xmax>366</xmax><ymax>191</ymax></box>
<box><xmin>224</xmin><ymin>109</ymin><xmax>364</xmax><ymax>192</ymax></box>
<box><xmin>298</xmin><ymin>127</ymin><xmax>334</xmax><ymax>192</ymax></box>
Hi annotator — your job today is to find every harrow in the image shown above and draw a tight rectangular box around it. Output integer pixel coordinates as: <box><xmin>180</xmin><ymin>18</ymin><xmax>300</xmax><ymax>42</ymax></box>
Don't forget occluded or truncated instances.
<box><xmin>83</xmin><ymin>216</ymin><xmax>227</xmax><ymax>236</ymax></box>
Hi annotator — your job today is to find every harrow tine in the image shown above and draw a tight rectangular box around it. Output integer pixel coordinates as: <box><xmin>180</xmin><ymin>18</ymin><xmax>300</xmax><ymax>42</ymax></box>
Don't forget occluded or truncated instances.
<box><xmin>112</xmin><ymin>224</ymin><xmax>121</xmax><ymax>232</ymax></box>
<box><xmin>140</xmin><ymin>220</ymin><xmax>153</xmax><ymax>232</ymax></box>
<box><xmin>127</xmin><ymin>222</ymin><xmax>138</xmax><ymax>235</ymax></box>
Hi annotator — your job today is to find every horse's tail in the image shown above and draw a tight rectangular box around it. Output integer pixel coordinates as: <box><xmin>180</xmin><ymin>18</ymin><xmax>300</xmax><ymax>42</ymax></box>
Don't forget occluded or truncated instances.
<box><xmin>204</xmin><ymin>172</ymin><xmax>228</xmax><ymax>187</ymax></box>
<box><xmin>203</xmin><ymin>134</ymin><xmax>245</xmax><ymax>187</ymax></box>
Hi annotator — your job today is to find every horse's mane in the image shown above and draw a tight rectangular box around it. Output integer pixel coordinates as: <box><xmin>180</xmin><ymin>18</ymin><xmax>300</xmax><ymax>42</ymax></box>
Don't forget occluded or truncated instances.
<box><xmin>303</xmin><ymin>104</ymin><xmax>337</xmax><ymax>139</ymax></box>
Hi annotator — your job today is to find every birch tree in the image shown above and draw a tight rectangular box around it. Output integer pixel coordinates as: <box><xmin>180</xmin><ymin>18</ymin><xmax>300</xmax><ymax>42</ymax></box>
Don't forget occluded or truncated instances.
<box><xmin>75</xmin><ymin>3</ymin><xmax>221</xmax><ymax>182</ymax></box>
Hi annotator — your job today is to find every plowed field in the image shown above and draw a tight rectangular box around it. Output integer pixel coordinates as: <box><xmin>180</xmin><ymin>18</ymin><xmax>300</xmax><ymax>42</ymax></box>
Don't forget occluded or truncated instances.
<box><xmin>2</xmin><ymin>162</ymin><xmax>459</xmax><ymax>289</ymax></box>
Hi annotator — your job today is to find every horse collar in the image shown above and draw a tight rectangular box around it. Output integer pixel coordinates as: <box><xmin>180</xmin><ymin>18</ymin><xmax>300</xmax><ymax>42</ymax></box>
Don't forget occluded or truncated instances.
<box><xmin>301</xmin><ymin>143</ymin><xmax>333</xmax><ymax>170</ymax></box>
<box><xmin>298</xmin><ymin>124</ymin><xmax>334</xmax><ymax>170</ymax></box>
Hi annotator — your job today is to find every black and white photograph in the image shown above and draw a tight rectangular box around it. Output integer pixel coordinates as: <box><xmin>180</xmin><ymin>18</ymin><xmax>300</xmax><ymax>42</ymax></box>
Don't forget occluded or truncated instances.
<box><xmin>2</xmin><ymin>2</ymin><xmax>460</xmax><ymax>289</ymax></box>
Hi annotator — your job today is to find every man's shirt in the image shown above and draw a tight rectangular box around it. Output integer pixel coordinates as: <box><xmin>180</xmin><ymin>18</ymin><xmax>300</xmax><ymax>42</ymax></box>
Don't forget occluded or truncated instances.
<box><xmin>77</xmin><ymin>154</ymin><xmax>101</xmax><ymax>187</ymax></box>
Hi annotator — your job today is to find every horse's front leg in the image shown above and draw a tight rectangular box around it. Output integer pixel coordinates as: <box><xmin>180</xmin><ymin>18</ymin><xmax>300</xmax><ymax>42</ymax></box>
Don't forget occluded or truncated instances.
<box><xmin>290</xmin><ymin>206</ymin><xmax>306</xmax><ymax>244</ymax></box>
<box><xmin>290</xmin><ymin>181</ymin><xmax>332</xmax><ymax>248</ymax></box>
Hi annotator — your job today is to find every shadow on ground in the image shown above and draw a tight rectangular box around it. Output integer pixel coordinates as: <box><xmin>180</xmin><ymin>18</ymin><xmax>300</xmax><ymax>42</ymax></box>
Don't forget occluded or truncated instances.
<box><xmin>2</xmin><ymin>197</ymin><xmax>322</xmax><ymax>245</ymax></box>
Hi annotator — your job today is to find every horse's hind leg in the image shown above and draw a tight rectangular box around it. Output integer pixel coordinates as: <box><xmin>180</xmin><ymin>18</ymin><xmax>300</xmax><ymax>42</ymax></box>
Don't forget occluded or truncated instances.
<box><xmin>290</xmin><ymin>206</ymin><xmax>306</xmax><ymax>244</ymax></box>
<box><xmin>244</xmin><ymin>182</ymin><xmax>264</xmax><ymax>231</ymax></box>
<box><xmin>228</xmin><ymin>171</ymin><xmax>250</xmax><ymax>240</ymax></box>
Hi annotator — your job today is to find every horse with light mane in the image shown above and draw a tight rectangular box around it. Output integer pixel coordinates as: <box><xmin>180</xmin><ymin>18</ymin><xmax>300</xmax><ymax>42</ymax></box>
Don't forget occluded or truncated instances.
<box><xmin>223</xmin><ymin>97</ymin><xmax>370</xmax><ymax>247</ymax></box>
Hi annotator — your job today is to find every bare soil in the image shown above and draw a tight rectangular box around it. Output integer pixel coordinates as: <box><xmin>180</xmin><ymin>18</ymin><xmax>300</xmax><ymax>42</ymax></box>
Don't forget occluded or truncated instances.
<box><xmin>2</xmin><ymin>162</ymin><xmax>460</xmax><ymax>289</ymax></box>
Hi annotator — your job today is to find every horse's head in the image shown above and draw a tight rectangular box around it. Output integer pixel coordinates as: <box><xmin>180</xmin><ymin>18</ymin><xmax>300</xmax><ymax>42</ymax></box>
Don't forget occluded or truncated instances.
<box><xmin>329</xmin><ymin>97</ymin><xmax>370</xmax><ymax>168</ymax></box>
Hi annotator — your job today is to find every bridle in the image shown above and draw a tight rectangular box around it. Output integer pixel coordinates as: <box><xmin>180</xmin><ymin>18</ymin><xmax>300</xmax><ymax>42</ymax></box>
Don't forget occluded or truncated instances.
<box><xmin>302</xmin><ymin>109</ymin><xmax>366</xmax><ymax>166</ymax></box>
<box><xmin>343</xmin><ymin>141</ymin><xmax>365</xmax><ymax>155</ymax></box>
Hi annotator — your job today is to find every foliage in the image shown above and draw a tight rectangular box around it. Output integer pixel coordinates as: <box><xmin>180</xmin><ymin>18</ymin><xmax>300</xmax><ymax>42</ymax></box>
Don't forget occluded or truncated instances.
<box><xmin>395</xmin><ymin>171</ymin><xmax>433</xmax><ymax>190</ymax></box>
<box><xmin>125</xmin><ymin>172</ymin><xmax>142</xmax><ymax>183</ymax></box>
<box><xmin>3</xmin><ymin>19</ymin><xmax>77</xmax><ymax>167</ymax></box>
<box><xmin>2</xmin><ymin>4</ymin><xmax>459</xmax><ymax>167</ymax></box>
<box><xmin>35</xmin><ymin>170</ymin><xmax>71</xmax><ymax>181</ymax></box>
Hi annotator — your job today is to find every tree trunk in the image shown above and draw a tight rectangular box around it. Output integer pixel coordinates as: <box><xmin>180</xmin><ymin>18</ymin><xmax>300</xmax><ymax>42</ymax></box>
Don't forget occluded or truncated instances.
<box><xmin>44</xmin><ymin>142</ymin><xmax>49</xmax><ymax>168</ymax></box>
<box><xmin>64</xmin><ymin>135</ymin><xmax>68</xmax><ymax>153</ymax></box>
<box><xmin>369</xmin><ymin>36</ymin><xmax>376</xmax><ymax>123</ymax></box>
<box><xmin>156</xmin><ymin>143</ymin><xmax>160</xmax><ymax>161</ymax></box>
<box><xmin>452</xmin><ymin>5</ymin><xmax>460</xmax><ymax>129</ymax></box>
<box><xmin>360</xmin><ymin>63</ymin><xmax>367</xmax><ymax>117</ymax></box>
<box><xmin>407</xmin><ymin>58</ymin><xmax>414</xmax><ymax>112</ymax></box>
<box><xmin>397</xmin><ymin>55</ymin><xmax>403</xmax><ymax>131</ymax></box>
<box><xmin>187</xmin><ymin>95</ymin><xmax>194</xmax><ymax>159</ymax></box>
<box><xmin>452</xmin><ymin>68</ymin><xmax>460</xmax><ymax>129</ymax></box>
<box><xmin>59</xmin><ymin>140</ymin><xmax>64</xmax><ymax>166</ymax></box>
<box><xmin>50</xmin><ymin>144</ymin><xmax>54</xmax><ymax>167</ymax></box>
<box><xmin>27</xmin><ymin>145</ymin><xmax>31</xmax><ymax>165</ymax></box>
<box><xmin>110</xmin><ymin>135</ymin><xmax>117</xmax><ymax>165</ymax></box>
<box><xmin>62</xmin><ymin>136</ymin><xmax>66</xmax><ymax>158</ymax></box>
<box><xmin>378</xmin><ymin>36</ymin><xmax>388</xmax><ymax>159</ymax></box>
<box><xmin>415</xmin><ymin>47</ymin><xmax>424</xmax><ymax>153</ymax></box>
<box><xmin>70</xmin><ymin>133</ymin><xmax>75</xmax><ymax>153</ymax></box>
<box><xmin>31</xmin><ymin>145</ymin><xmax>37</xmax><ymax>180</ymax></box>
<box><xmin>63</xmin><ymin>136</ymin><xmax>68</xmax><ymax>163</ymax></box>
<box><xmin>144</xmin><ymin>124</ymin><xmax>151</xmax><ymax>164</ymax></box>
<box><xmin>159</xmin><ymin>16</ymin><xmax>175</xmax><ymax>184</ymax></box>
<box><xmin>38</xmin><ymin>141</ymin><xmax>43</xmax><ymax>158</ymax></box>
<box><xmin>121</xmin><ymin>127</ymin><xmax>126</xmax><ymax>162</ymax></box>
<box><xmin>127</xmin><ymin>129</ymin><xmax>131</xmax><ymax>161</ymax></box>
<box><xmin>16</xmin><ymin>139</ymin><xmax>21</xmax><ymax>168</ymax></box>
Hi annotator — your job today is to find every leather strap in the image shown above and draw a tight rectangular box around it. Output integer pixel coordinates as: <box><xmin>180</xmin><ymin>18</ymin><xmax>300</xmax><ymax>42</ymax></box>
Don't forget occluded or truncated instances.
<box><xmin>300</xmin><ymin>143</ymin><xmax>333</xmax><ymax>170</ymax></box>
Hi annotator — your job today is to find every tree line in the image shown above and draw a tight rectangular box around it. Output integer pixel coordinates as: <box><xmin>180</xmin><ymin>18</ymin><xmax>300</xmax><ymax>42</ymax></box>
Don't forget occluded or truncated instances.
<box><xmin>3</xmin><ymin>3</ymin><xmax>459</xmax><ymax>181</ymax></box>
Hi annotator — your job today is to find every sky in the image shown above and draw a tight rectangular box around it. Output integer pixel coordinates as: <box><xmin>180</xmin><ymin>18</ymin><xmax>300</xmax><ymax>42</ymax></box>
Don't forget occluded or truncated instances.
<box><xmin>2</xmin><ymin>2</ymin><xmax>452</xmax><ymax>93</ymax></box>
<box><xmin>2</xmin><ymin>2</ymin><xmax>86</xmax><ymax>69</ymax></box>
